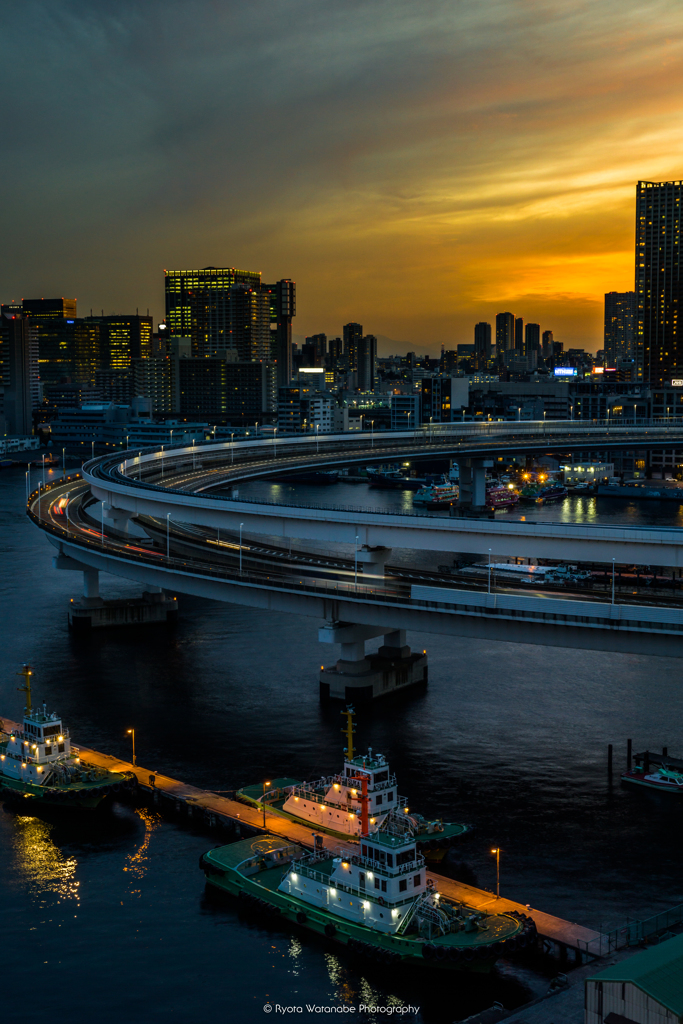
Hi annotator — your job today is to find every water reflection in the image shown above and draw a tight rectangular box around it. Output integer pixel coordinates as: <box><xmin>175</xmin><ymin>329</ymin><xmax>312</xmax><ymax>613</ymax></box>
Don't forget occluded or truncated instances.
<box><xmin>11</xmin><ymin>815</ymin><xmax>79</xmax><ymax>904</ymax></box>
<box><xmin>123</xmin><ymin>808</ymin><xmax>161</xmax><ymax>891</ymax></box>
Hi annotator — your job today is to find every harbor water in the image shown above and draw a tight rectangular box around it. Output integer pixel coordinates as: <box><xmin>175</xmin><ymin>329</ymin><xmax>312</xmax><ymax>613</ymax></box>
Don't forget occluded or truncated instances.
<box><xmin>2</xmin><ymin>467</ymin><xmax>683</xmax><ymax>1023</ymax></box>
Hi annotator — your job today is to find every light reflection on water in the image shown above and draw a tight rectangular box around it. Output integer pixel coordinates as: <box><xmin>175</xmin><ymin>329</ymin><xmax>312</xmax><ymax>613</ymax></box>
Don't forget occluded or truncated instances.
<box><xmin>11</xmin><ymin>815</ymin><xmax>79</xmax><ymax>904</ymax></box>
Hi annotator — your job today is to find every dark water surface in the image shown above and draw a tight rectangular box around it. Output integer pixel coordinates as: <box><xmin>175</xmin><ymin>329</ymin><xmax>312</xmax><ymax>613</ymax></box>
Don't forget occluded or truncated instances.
<box><xmin>2</xmin><ymin>468</ymin><xmax>683</xmax><ymax>1023</ymax></box>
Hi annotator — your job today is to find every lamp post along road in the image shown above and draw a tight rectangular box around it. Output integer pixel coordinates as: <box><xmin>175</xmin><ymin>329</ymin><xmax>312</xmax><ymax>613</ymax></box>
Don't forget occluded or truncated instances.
<box><xmin>491</xmin><ymin>847</ymin><xmax>500</xmax><ymax>897</ymax></box>
<box><xmin>263</xmin><ymin>781</ymin><xmax>270</xmax><ymax>827</ymax></box>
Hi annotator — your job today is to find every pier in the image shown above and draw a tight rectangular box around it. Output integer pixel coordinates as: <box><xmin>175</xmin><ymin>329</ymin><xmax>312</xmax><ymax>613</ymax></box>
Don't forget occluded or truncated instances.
<box><xmin>1</xmin><ymin>716</ymin><xmax>602</xmax><ymax>961</ymax></box>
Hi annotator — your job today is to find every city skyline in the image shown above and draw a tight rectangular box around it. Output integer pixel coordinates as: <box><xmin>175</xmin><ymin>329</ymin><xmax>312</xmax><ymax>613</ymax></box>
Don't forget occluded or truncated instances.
<box><xmin>3</xmin><ymin>2</ymin><xmax>682</xmax><ymax>353</ymax></box>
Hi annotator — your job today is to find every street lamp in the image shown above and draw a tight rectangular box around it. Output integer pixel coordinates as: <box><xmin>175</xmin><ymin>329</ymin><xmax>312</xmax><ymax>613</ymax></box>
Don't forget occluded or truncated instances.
<box><xmin>91</xmin><ymin>440</ymin><xmax>95</xmax><ymax>461</ymax></box>
<box><xmin>125</xmin><ymin>434</ymin><xmax>129</xmax><ymax>449</ymax></box>
<box><xmin>230</xmin><ymin>432</ymin><xmax>235</xmax><ymax>463</ymax></box>
<box><xmin>239</xmin><ymin>522</ymin><xmax>244</xmax><ymax>575</ymax></box>
<box><xmin>490</xmin><ymin>847</ymin><xmax>500</xmax><ymax>897</ymax></box>
<box><xmin>100</xmin><ymin>501</ymin><xmax>105</xmax><ymax>544</ymax></box>
<box><xmin>263</xmin><ymin>780</ymin><xmax>271</xmax><ymax>827</ymax></box>
<box><xmin>62</xmin><ymin>447</ymin><xmax>66</xmax><ymax>472</ymax></box>
<box><xmin>127</xmin><ymin>728</ymin><xmax>136</xmax><ymax>767</ymax></box>
<box><xmin>371</xmin><ymin>420</ymin><xmax>374</xmax><ymax>448</ymax></box>
<box><xmin>315</xmin><ymin>423</ymin><xmax>319</xmax><ymax>453</ymax></box>
<box><xmin>42</xmin><ymin>453</ymin><xmax>46</xmax><ymax>487</ymax></box>
<box><xmin>273</xmin><ymin>427</ymin><xmax>278</xmax><ymax>458</ymax></box>
<box><xmin>166</xmin><ymin>512</ymin><xmax>172</xmax><ymax>559</ymax></box>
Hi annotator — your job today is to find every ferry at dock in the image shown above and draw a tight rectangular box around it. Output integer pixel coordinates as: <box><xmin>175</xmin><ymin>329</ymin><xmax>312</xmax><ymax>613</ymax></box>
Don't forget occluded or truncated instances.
<box><xmin>238</xmin><ymin>709</ymin><xmax>469</xmax><ymax>858</ymax></box>
<box><xmin>200</xmin><ymin>809</ymin><xmax>533</xmax><ymax>971</ymax></box>
<box><xmin>0</xmin><ymin>665</ymin><xmax>134</xmax><ymax>809</ymax></box>
<box><xmin>485</xmin><ymin>485</ymin><xmax>519</xmax><ymax>510</ymax></box>
<box><xmin>413</xmin><ymin>482</ymin><xmax>459</xmax><ymax>508</ymax></box>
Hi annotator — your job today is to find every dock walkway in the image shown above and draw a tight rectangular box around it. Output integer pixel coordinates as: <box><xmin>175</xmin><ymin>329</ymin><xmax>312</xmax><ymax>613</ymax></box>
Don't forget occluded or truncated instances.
<box><xmin>1</xmin><ymin>719</ymin><xmax>602</xmax><ymax>957</ymax></box>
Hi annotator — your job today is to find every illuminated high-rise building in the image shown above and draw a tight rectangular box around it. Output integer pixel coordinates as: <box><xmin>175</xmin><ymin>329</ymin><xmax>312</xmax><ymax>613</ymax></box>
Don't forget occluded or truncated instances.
<box><xmin>495</xmin><ymin>312</ymin><xmax>515</xmax><ymax>362</ymax></box>
<box><xmin>635</xmin><ymin>180</ymin><xmax>683</xmax><ymax>385</ymax></box>
<box><xmin>84</xmin><ymin>314</ymin><xmax>152</xmax><ymax>371</ymax></box>
<box><xmin>356</xmin><ymin>335</ymin><xmax>377</xmax><ymax>392</ymax></box>
<box><xmin>164</xmin><ymin>267</ymin><xmax>261</xmax><ymax>356</ymax></box>
<box><xmin>343</xmin><ymin>322</ymin><xmax>363</xmax><ymax>370</ymax></box>
<box><xmin>604</xmin><ymin>291</ymin><xmax>636</xmax><ymax>365</ymax></box>
<box><xmin>474</xmin><ymin>322</ymin><xmax>491</xmax><ymax>369</ymax></box>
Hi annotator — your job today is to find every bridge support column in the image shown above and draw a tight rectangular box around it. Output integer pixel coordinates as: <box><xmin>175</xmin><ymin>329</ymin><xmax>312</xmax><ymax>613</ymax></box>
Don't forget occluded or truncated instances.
<box><xmin>355</xmin><ymin>545</ymin><xmax>391</xmax><ymax>586</ymax></box>
<box><xmin>454</xmin><ymin>458</ymin><xmax>493</xmax><ymax>513</ymax></box>
<box><xmin>83</xmin><ymin>569</ymin><xmax>102</xmax><ymax>605</ymax></box>
<box><xmin>318</xmin><ymin>621</ymin><xmax>427</xmax><ymax>703</ymax></box>
<box><xmin>102</xmin><ymin>504</ymin><xmax>134</xmax><ymax>536</ymax></box>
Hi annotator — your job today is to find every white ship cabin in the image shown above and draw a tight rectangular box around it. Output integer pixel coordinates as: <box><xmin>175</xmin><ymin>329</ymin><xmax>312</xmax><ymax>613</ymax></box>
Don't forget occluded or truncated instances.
<box><xmin>0</xmin><ymin>706</ymin><xmax>74</xmax><ymax>785</ymax></box>
<box><xmin>278</xmin><ymin>824</ymin><xmax>429</xmax><ymax>935</ymax></box>
<box><xmin>281</xmin><ymin>748</ymin><xmax>406</xmax><ymax>837</ymax></box>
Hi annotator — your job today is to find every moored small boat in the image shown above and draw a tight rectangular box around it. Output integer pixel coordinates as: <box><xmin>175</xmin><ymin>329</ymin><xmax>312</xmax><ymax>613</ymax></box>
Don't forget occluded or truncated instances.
<box><xmin>200</xmin><ymin>812</ymin><xmax>533</xmax><ymax>971</ymax></box>
<box><xmin>0</xmin><ymin>665</ymin><xmax>135</xmax><ymax>809</ymax></box>
<box><xmin>413</xmin><ymin>482</ymin><xmax>459</xmax><ymax>508</ymax></box>
<box><xmin>621</xmin><ymin>765</ymin><xmax>683</xmax><ymax>793</ymax></box>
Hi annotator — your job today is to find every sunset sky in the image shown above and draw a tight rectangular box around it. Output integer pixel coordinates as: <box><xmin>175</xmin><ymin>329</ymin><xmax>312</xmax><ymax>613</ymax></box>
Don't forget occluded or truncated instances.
<box><xmin>3</xmin><ymin>0</ymin><xmax>683</xmax><ymax>354</ymax></box>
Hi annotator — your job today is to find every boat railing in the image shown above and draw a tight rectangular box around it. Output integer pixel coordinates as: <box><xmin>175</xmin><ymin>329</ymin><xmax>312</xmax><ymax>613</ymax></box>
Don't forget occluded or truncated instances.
<box><xmin>349</xmin><ymin>852</ymin><xmax>425</xmax><ymax>878</ymax></box>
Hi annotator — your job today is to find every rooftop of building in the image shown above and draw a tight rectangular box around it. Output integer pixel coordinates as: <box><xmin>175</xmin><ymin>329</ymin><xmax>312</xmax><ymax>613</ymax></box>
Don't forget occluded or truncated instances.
<box><xmin>587</xmin><ymin>933</ymin><xmax>683</xmax><ymax>1014</ymax></box>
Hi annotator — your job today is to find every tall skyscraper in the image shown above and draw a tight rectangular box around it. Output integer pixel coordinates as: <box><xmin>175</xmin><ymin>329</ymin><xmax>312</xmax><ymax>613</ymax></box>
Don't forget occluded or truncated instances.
<box><xmin>164</xmin><ymin>267</ymin><xmax>262</xmax><ymax>357</ymax></box>
<box><xmin>525</xmin><ymin>323</ymin><xmax>540</xmax><ymax>355</ymax></box>
<box><xmin>328</xmin><ymin>337</ymin><xmax>342</xmax><ymax>362</ymax></box>
<box><xmin>515</xmin><ymin>317</ymin><xmax>524</xmax><ymax>353</ymax></box>
<box><xmin>474</xmin><ymin>322</ymin><xmax>491</xmax><ymax>369</ymax></box>
<box><xmin>542</xmin><ymin>330</ymin><xmax>554</xmax><ymax>358</ymax></box>
<box><xmin>356</xmin><ymin>334</ymin><xmax>377</xmax><ymax>391</ymax></box>
<box><xmin>343</xmin><ymin>323</ymin><xmax>363</xmax><ymax>370</ymax></box>
<box><xmin>266</xmin><ymin>279</ymin><xmax>295</xmax><ymax>387</ymax></box>
<box><xmin>495</xmin><ymin>312</ymin><xmax>515</xmax><ymax>362</ymax></box>
<box><xmin>0</xmin><ymin>313</ymin><xmax>39</xmax><ymax>434</ymax></box>
<box><xmin>604</xmin><ymin>292</ymin><xmax>636</xmax><ymax>365</ymax></box>
<box><xmin>635</xmin><ymin>180</ymin><xmax>683</xmax><ymax>385</ymax></box>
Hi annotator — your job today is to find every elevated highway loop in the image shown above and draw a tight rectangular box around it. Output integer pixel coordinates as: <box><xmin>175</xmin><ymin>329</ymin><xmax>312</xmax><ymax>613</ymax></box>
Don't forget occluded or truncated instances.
<box><xmin>82</xmin><ymin>425</ymin><xmax>683</xmax><ymax>566</ymax></box>
<box><xmin>28</xmin><ymin>473</ymin><xmax>683</xmax><ymax>675</ymax></box>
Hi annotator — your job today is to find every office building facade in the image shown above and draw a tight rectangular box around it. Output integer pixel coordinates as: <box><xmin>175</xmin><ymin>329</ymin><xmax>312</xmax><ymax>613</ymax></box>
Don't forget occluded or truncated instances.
<box><xmin>356</xmin><ymin>334</ymin><xmax>377</xmax><ymax>392</ymax></box>
<box><xmin>0</xmin><ymin>314</ymin><xmax>40</xmax><ymax>434</ymax></box>
<box><xmin>343</xmin><ymin>323</ymin><xmax>363</xmax><ymax>371</ymax></box>
<box><xmin>636</xmin><ymin>180</ymin><xmax>683</xmax><ymax>385</ymax></box>
<box><xmin>85</xmin><ymin>314</ymin><xmax>153</xmax><ymax>370</ymax></box>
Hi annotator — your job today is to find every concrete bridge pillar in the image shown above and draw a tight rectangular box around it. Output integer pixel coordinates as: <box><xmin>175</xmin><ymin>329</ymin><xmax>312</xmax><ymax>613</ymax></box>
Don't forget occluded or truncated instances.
<box><xmin>455</xmin><ymin>457</ymin><xmax>492</xmax><ymax>511</ymax></box>
<box><xmin>83</xmin><ymin>569</ymin><xmax>100</xmax><ymax>600</ymax></box>
<box><xmin>355</xmin><ymin>545</ymin><xmax>391</xmax><ymax>586</ymax></box>
<box><xmin>102</xmin><ymin>503</ymin><xmax>134</xmax><ymax>535</ymax></box>
<box><xmin>318</xmin><ymin>621</ymin><xmax>427</xmax><ymax>703</ymax></box>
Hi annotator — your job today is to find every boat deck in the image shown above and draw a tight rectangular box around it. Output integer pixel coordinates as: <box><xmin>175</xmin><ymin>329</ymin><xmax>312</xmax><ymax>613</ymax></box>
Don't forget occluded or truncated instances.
<box><xmin>0</xmin><ymin>717</ymin><xmax>603</xmax><ymax>956</ymax></box>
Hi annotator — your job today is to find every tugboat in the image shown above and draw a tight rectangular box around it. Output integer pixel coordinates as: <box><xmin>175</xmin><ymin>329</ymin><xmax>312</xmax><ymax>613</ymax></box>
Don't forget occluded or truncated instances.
<box><xmin>0</xmin><ymin>665</ymin><xmax>134</xmax><ymax>809</ymax></box>
<box><xmin>238</xmin><ymin>708</ymin><xmax>469</xmax><ymax>858</ymax></box>
<box><xmin>199</xmin><ymin>810</ymin><xmax>534</xmax><ymax>971</ymax></box>
<box><xmin>621</xmin><ymin>764</ymin><xmax>683</xmax><ymax>793</ymax></box>
<box><xmin>413</xmin><ymin>481</ymin><xmax>459</xmax><ymax>508</ymax></box>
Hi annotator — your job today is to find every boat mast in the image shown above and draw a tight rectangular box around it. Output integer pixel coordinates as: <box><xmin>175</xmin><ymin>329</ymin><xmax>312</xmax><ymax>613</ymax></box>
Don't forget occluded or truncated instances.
<box><xmin>341</xmin><ymin>704</ymin><xmax>355</xmax><ymax>761</ymax></box>
<box><xmin>16</xmin><ymin>664</ymin><xmax>33</xmax><ymax>713</ymax></box>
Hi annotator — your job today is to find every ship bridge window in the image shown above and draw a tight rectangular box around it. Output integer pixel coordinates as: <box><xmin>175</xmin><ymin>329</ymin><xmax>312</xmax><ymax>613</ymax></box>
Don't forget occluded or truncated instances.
<box><xmin>374</xmin><ymin>770</ymin><xmax>389</xmax><ymax>784</ymax></box>
<box><xmin>386</xmin><ymin>792</ymin><xmax>393</xmax><ymax>801</ymax></box>
<box><xmin>43</xmin><ymin>725</ymin><xmax>60</xmax><ymax>738</ymax></box>
<box><xmin>45</xmin><ymin>746</ymin><xmax>52</xmax><ymax>755</ymax></box>
<box><xmin>396</xmin><ymin>848</ymin><xmax>415</xmax><ymax>867</ymax></box>
<box><xmin>376</xmin><ymin>794</ymin><xmax>383</xmax><ymax>805</ymax></box>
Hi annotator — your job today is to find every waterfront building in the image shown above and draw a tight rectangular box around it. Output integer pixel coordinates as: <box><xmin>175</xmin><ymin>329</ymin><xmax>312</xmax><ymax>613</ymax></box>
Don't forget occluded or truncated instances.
<box><xmin>636</xmin><ymin>180</ymin><xmax>683</xmax><ymax>385</ymax></box>
<box><xmin>604</xmin><ymin>291</ymin><xmax>636</xmax><ymax>364</ymax></box>
<box><xmin>495</xmin><ymin>312</ymin><xmax>515</xmax><ymax>363</ymax></box>
<box><xmin>586</xmin><ymin>932</ymin><xmax>683</xmax><ymax>1024</ymax></box>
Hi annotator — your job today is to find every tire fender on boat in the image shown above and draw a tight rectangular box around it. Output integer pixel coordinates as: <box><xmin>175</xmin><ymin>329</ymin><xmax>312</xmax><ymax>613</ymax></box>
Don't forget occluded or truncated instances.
<box><xmin>296</xmin><ymin>911</ymin><xmax>307</xmax><ymax>924</ymax></box>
